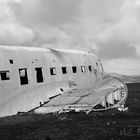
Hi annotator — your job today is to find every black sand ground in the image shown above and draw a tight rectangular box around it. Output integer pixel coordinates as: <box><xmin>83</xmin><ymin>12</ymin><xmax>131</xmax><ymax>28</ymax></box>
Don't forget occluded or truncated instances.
<box><xmin>0</xmin><ymin>83</ymin><xmax>140</xmax><ymax>140</ymax></box>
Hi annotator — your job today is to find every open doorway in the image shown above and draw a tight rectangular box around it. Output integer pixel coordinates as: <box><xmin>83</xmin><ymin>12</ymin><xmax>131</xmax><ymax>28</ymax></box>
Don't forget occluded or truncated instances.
<box><xmin>19</xmin><ymin>68</ymin><xmax>28</xmax><ymax>85</ymax></box>
<box><xmin>35</xmin><ymin>67</ymin><xmax>43</xmax><ymax>83</ymax></box>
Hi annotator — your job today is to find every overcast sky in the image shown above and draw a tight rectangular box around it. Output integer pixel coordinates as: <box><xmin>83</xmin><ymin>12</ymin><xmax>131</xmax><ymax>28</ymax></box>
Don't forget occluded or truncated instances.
<box><xmin>0</xmin><ymin>0</ymin><xmax>140</xmax><ymax>75</ymax></box>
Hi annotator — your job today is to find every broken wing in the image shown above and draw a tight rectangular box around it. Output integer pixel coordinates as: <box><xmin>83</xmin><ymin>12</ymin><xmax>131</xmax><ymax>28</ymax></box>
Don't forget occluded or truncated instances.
<box><xmin>35</xmin><ymin>78</ymin><xmax>128</xmax><ymax>114</ymax></box>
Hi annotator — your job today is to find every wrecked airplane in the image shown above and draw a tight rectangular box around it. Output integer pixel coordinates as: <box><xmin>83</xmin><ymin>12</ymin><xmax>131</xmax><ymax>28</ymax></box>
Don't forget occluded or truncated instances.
<box><xmin>0</xmin><ymin>46</ymin><xmax>128</xmax><ymax>117</ymax></box>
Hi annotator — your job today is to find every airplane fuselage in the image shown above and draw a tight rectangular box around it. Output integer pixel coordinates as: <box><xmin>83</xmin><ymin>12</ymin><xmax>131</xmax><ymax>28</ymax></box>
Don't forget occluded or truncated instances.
<box><xmin>0</xmin><ymin>46</ymin><xmax>104</xmax><ymax>117</ymax></box>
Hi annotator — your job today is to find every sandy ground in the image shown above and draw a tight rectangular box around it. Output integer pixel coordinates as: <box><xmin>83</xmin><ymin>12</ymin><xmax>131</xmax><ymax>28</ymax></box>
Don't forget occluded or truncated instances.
<box><xmin>0</xmin><ymin>83</ymin><xmax>140</xmax><ymax>140</ymax></box>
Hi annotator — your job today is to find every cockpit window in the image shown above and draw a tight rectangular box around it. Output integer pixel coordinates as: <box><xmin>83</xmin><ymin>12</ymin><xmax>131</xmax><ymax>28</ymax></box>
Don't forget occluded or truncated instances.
<box><xmin>0</xmin><ymin>71</ymin><xmax>10</xmax><ymax>80</ymax></box>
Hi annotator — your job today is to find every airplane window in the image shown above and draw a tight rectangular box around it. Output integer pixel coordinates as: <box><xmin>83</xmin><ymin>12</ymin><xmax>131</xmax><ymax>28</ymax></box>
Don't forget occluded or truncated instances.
<box><xmin>72</xmin><ymin>66</ymin><xmax>77</xmax><ymax>73</ymax></box>
<box><xmin>19</xmin><ymin>68</ymin><xmax>28</xmax><ymax>85</ymax></box>
<box><xmin>81</xmin><ymin>66</ymin><xmax>86</xmax><ymax>73</ymax></box>
<box><xmin>35</xmin><ymin>67</ymin><xmax>43</xmax><ymax>83</ymax></box>
<box><xmin>0</xmin><ymin>71</ymin><xmax>10</xmax><ymax>80</ymax></box>
<box><xmin>62</xmin><ymin>67</ymin><xmax>67</xmax><ymax>74</ymax></box>
<box><xmin>9</xmin><ymin>59</ymin><xmax>13</xmax><ymax>64</ymax></box>
<box><xmin>88</xmin><ymin>66</ymin><xmax>92</xmax><ymax>72</ymax></box>
<box><xmin>50</xmin><ymin>67</ymin><xmax>56</xmax><ymax>75</ymax></box>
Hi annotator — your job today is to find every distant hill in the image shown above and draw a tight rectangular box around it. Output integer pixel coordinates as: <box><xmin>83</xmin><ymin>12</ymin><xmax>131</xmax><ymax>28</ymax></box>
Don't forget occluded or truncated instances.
<box><xmin>104</xmin><ymin>73</ymin><xmax>140</xmax><ymax>83</ymax></box>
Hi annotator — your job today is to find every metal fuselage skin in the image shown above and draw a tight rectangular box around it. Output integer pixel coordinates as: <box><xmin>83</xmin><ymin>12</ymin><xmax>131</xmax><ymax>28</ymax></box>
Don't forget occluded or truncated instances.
<box><xmin>0</xmin><ymin>46</ymin><xmax>104</xmax><ymax>117</ymax></box>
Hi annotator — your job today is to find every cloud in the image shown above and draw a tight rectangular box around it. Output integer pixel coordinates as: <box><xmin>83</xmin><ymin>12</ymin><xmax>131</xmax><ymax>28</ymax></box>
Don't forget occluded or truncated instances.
<box><xmin>97</xmin><ymin>40</ymin><xmax>137</xmax><ymax>59</ymax></box>
<box><xmin>0</xmin><ymin>0</ymin><xmax>35</xmax><ymax>46</ymax></box>
<box><xmin>0</xmin><ymin>0</ymin><xmax>140</xmax><ymax>60</ymax></box>
<box><xmin>80</xmin><ymin>0</ymin><xmax>140</xmax><ymax>59</ymax></box>
<box><xmin>8</xmin><ymin>0</ymin><xmax>86</xmax><ymax>48</ymax></box>
<box><xmin>0</xmin><ymin>23</ymin><xmax>35</xmax><ymax>46</ymax></box>
<box><xmin>11</xmin><ymin>0</ymin><xmax>82</xmax><ymax>27</ymax></box>
<box><xmin>0</xmin><ymin>0</ymin><xmax>139</xmax><ymax>75</ymax></box>
<box><xmin>103</xmin><ymin>58</ymin><xmax>140</xmax><ymax>75</ymax></box>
